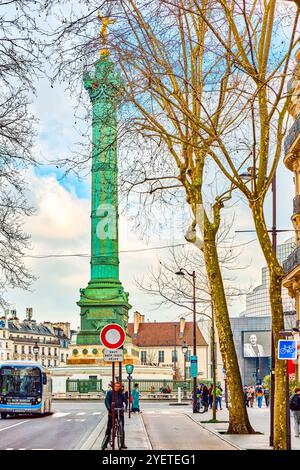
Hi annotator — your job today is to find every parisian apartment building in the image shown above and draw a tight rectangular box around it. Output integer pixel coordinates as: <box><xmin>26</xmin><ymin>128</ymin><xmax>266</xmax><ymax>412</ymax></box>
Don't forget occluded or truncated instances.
<box><xmin>0</xmin><ymin>308</ymin><xmax>73</xmax><ymax>367</ymax></box>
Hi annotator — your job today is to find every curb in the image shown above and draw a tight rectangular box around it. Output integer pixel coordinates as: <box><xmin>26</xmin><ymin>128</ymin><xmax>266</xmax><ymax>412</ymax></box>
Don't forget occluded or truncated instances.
<box><xmin>140</xmin><ymin>414</ymin><xmax>153</xmax><ymax>450</ymax></box>
<box><xmin>186</xmin><ymin>414</ymin><xmax>243</xmax><ymax>450</ymax></box>
<box><xmin>79</xmin><ymin>413</ymin><xmax>107</xmax><ymax>450</ymax></box>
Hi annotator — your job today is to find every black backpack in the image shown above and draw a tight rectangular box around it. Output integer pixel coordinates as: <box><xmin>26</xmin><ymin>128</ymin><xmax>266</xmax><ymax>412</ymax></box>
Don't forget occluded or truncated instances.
<box><xmin>289</xmin><ymin>394</ymin><xmax>300</xmax><ymax>411</ymax></box>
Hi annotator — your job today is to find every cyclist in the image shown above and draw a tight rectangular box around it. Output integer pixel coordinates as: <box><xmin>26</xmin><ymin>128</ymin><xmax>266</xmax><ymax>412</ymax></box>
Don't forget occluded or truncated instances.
<box><xmin>102</xmin><ymin>381</ymin><xmax>128</xmax><ymax>450</ymax></box>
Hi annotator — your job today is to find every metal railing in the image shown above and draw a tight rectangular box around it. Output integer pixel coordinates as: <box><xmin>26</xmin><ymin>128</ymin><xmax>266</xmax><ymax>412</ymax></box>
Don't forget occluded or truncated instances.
<box><xmin>284</xmin><ymin>116</ymin><xmax>300</xmax><ymax>155</ymax></box>
<box><xmin>293</xmin><ymin>195</ymin><xmax>300</xmax><ymax>216</ymax></box>
<box><xmin>283</xmin><ymin>245</ymin><xmax>300</xmax><ymax>274</ymax></box>
<box><xmin>66</xmin><ymin>379</ymin><xmax>103</xmax><ymax>393</ymax></box>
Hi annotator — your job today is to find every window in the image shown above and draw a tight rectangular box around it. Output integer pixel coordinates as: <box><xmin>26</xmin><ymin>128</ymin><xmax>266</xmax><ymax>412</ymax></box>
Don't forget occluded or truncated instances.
<box><xmin>141</xmin><ymin>351</ymin><xmax>147</xmax><ymax>364</ymax></box>
<box><xmin>6</xmin><ymin>342</ymin><xmax>8</xmax><ymax>349</ymax></box>
<box><xmin>6</xmin><ymin>353</ymin><xmax>9</xmax><ymax>360</ymax></box>
<box><xmin>3</xmin><ymin>331</ymin><xmax>5</xmax><ymax>338</ymax></box>
<box><xmin>61</xmin><ymin>354</ymin><xmax>64</xmax><ymax>362</ymax></box>
<box><xmin>42</xmin><ymin>347</ymin><xmax>45</xmax><ymax>355</ymax></box>
<box><xmin>48</xmin><ymin>348</ymin><xmax>51</xmax><ymax>355</ymax></box>
<box><xmin>29</xmin><ymin>346</ymin><xmax>32</xmax><ymax>354</ymax></box>
<box><xmin>48</xmin><ymin>360</ymin><xmax>51</xmax><ymax>367</ymax></box>
<box><xmin>21</xmin><ymin>345</ymin><xmax>25</xmax><ymax>354</ymax></box>
<box><xmin>14</xmin><ymin>345</ymin><xmax>18</xmax><ymax>353</ymax></box>
<box><xmin>172</xmin><ymin>350</ymin><xmax>178</xmax><ymax>362</ymax></box>
<box><xmin>54</xmin><ymin>360</ymin><xmax>57</xmax><ymax>366</ymax></box>
<box><xmin>158</xmin><ymin>351</ymin><xmax>164</xmax><ymax>363</ymax></box>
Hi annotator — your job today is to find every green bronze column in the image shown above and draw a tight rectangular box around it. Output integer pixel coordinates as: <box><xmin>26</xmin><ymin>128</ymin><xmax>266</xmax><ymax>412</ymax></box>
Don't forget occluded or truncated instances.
<box><xmin>76</xmin><ymin>31</ymin><xmax>131</xmax><ymax>346</ymax></box>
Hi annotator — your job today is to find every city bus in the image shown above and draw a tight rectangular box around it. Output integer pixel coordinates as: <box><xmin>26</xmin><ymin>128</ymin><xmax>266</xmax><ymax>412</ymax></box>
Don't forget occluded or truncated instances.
<box><xmin>0</xmin><ymin>361</ymin><xmax>52</xmax><ymax>418</ymax></box>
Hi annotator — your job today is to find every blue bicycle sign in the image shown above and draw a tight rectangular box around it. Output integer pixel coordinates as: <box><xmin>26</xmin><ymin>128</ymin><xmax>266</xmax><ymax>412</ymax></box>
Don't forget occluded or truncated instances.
<box><xmin>278</xmin><ymin>340</ymin><xmax>297</xmax><ymax>360</ymax></box>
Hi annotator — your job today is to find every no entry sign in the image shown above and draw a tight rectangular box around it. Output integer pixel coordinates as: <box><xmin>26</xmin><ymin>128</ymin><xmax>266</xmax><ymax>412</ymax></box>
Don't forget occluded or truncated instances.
<box><xmin>100</xmin><ymin>323</ymin><xmax>126</xmax><ymax>349</ymax></box>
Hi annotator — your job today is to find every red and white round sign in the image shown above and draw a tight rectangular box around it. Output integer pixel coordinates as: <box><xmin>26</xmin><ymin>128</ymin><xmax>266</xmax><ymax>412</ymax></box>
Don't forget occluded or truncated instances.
<box><xmin>100</xmin><ymin>323</ymin><xmax>126</xmax><ymax>349</ymax></box>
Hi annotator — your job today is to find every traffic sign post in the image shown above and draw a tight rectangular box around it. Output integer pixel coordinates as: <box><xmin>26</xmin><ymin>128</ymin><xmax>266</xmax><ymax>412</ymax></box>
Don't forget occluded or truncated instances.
<box><xmin>278</xmin><ymin>337</ymin><xmax>294</xmax><ymax>451</ymax></box>
<box><xmin>190</xmin><ymin>355</ymin><xmax>198</xmax><ymax>378</ymax></box>
<box><xmin>100</xmin><ymin>324</ymin><xmax>126</xmax><ymax>450</ymax></box>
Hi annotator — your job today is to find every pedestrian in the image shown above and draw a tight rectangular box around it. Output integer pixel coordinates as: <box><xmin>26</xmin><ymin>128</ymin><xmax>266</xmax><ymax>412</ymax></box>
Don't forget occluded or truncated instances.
<box><xmin>248</xmin><ymin>385</ymin><xmax>255</xmax><ymax>408</ymax></box>
<box><xmin>101</xmin><ymin>381</ymin><xmax>128</xmax><ymax>450</ymax></box>
<box><xmin>216</xmin><ymin>386</ymin><xmax>223</xmax><ymax>410</ymax></box>
<box><xmin>208</xmin><ymin>384</ymin><xmax>214</xmax><ymax>409</ymax></box>
<box><xmin>201</xmin><ymin>385</ymin><xmax>209</xmax><ymax>412</ymax></box>
<box><xmin>124</xmin><ymin>389</ymin><xmax>129</xmax><ymax>412</ymax></box>
<box><xmin>194</xmin><ymin>384</ymin><xmax>202</xmax><ymax>412</ymax></box>
<box><xmin>263</xmin><ymin>386</ymin><xmax>269</xmax><ymax>407</ymax></box>
<box><xmin>244</xmin><ymin>386</ymin><xmax>249</xmax><ymax>407</ymax></box>
<box><xmin>256</xmin><ymin>385</ymin><xmax>264</xmax><ymax>408</ymax></box>
<box><xmin>131</xmin><ymin>383</ymin><xmax>142</xmax><ymax>413</ymax></box>
<box><xmin>289</xmin><ymin>387</ymin><xmax>300</xmax><ymax>437</ymax></box>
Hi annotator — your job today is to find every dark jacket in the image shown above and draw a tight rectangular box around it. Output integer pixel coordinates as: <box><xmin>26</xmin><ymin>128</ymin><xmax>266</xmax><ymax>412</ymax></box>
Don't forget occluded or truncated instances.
<box><xmin>105</xmin><ymin>390</ymin><xmax>128</xmax><ymax>412</ymax></box>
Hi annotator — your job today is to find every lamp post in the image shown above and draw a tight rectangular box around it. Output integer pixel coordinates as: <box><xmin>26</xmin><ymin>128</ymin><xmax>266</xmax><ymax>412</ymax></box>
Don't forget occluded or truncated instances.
<box><xmin>238</xmin><ymin>167</ymin><xmax>277</xmax><ymax>446</ymax></box>
<box><xmin>125</xmin><ymin>363</ymin><xmax>134</xmax><ymax>419</ymax></box>
<box><xmin>33</xmin><ymin>342</ymin><xmax>39</xmax><ymax>363</ymax></box>
<box><xmin>181</xmin><ymin>341</ymin><xmax>188</xmax><ymax>400</ymax></box>
<box><xmin>175</xmin><ymin>268</ymin><xmax>197</xmax><ymax>413</ymax></box>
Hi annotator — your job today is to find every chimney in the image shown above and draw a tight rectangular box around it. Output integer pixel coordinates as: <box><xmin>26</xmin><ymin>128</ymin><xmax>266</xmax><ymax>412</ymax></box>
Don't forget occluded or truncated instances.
<box><xmin>133</xmin><ymin>311</ymin><xmax>144</xmax><ymax>336</ymax></box>
<box><xmin>179</xmin><ymin>317</ymin><xmax>185</xmax><ymax>337</ymax></box>
<box><xmin>26</xmin><ymin>307</ymin><xmax>33</xmax><ymax>321</ymax></box>
<box><xmin>11</xmin><ymin>309</ymin><xmax>17</xmax><ymax>319</ymax></box>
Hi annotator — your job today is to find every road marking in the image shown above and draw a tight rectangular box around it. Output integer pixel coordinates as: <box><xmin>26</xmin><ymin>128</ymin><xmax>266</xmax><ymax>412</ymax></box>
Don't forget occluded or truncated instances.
<box><xmin>76</xmin><ymin>412</ymin><xmax>86</xmax><ymax>416</ymax></box>
<box><xmin>31</xmin><ymin>448</ymin><xmax>53</xmax><ymax>450</ymax></box>
<box><xmin>66</xmin><ymin>418</ymin><xmax>85</xmax><ymax>422</ymax></box>
<box><xmin>6</xmin><ymin>448</ymin><xmax>14</xmax><ymax>450</ymax></box>
<box><xmin>0</xmin><ymin>420</ymin><xmax>28</xmax><ymax>432</ymax></box>
<box><xmin>52</xmin><ymin>412</ymin><xmax>70</xmax><ymax>418</ymax></box>
<box><xmin>92</xmin><ymin>412</ymin><xmax>101</xmax><ymax>415</ymax></box>
<box><xmin>19</xmin><ymin>448</ymin><xmax>26</xmax><ymax>450</ymax></box>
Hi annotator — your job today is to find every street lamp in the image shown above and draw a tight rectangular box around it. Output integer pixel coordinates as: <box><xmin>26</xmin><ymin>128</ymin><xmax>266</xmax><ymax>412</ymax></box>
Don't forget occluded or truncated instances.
<box><xmin>125</xmin><ymin>363</ymin><xmax>134</xmax><ymax>419</ymax></box>
<box><xmin>238</xmin><ymin>167</ymin><xmax>277</xmax><ymax>447</ymax></box>
<box><xmin>33</xmin><ymin>342</ymin><xmax>39</xmax><ymax>362</ymax></box>
<box><xmin>181</xmin><ymin>341</ymin><xmax>188</xmax><ymax>400</ymax></box>
<box><xmin>175</xmin><ymin>268</ymin><xmax>198</xmax><ymax>413</ymax></box>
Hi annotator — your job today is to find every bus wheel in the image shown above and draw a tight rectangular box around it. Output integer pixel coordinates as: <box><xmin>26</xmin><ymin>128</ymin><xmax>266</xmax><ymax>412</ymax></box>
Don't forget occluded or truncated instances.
<box><xmin>1</xmin><ymin>413</ymin><xmax>8</xmax><ymax>419</ymax></box>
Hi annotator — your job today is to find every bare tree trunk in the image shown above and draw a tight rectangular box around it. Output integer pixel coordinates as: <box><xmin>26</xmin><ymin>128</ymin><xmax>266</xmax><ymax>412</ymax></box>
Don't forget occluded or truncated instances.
<box><xmin>204</xmin><ymin>220</ymin><xmax>254</xmax><ymax>434</ymax></box>
<box><xmin>252</xmin><ymin>203</ymin><xmax>287</xmax><ymax>449</ymax></box>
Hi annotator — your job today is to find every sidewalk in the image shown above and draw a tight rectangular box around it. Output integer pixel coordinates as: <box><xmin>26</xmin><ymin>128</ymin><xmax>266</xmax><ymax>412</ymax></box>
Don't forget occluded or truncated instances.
<box><xmin>188</xmin><ymin>406</ymin><xmax>300</xmax><ymax>450</ymax></box>
<box><xmin>91</xmin><ymin>412</ymin><xmax>152</xmax><ymax>450</ymax></box>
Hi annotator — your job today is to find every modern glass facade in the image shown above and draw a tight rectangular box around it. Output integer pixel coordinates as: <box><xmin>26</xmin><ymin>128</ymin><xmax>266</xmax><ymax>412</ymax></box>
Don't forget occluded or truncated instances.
<box><xmin>230</xmin><ymin>316</ymin><xmax>272</xmax><ymax>386</ymax></box>
<box><xmin>244</xmin><ymin>238</ymin><xmax>295</xmax><ymax>317</ymax></box>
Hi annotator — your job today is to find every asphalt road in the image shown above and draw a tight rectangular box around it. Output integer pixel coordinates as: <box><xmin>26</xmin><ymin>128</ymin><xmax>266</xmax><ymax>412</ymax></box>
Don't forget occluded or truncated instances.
<box><xmin>0</xmin><ymin>401</ymin><xmax>106</xmax><ymax>450</ymax></box>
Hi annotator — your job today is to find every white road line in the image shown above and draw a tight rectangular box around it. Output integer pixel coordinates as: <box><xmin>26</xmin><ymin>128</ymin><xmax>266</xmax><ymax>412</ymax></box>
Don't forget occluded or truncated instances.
<box><xmin>19</xmin><ymin>448</ymin><xmax>26</xmax><ymax>450</ymax></box>
<box><xmin>6</xmin><ymin>448</ymin><xmax>14</xmax><ymax>450</ymax></box>
<box><xmin>31</xmin><ymin>449</ymin><xmax>53</xmax><ymax>450</ymax></box>
<box><xmin>92</xmin><ymin>412</ymin><xmax>101</xmax><ymax>415</ymax></box>
<box><xmin>76</xmin><ymin>412</ymin><xmax>86</xmax><ymax>416</ymax></box>
<box><xmin>52</xmin><ymin>412</ymin><xmax>70</xmax><ymax>418</ymax></box>
<box><xmin>0</xmin><ymin>420</ymin><xmax>28</xmax><ymax>432</ymax></box>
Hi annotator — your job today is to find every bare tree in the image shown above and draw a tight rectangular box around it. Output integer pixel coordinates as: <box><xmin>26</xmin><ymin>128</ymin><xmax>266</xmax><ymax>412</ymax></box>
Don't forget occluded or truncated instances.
<box><xmin>0</xmin><ymin>1</ymin><xmax>44</xmax><ymax>305</ymax></box>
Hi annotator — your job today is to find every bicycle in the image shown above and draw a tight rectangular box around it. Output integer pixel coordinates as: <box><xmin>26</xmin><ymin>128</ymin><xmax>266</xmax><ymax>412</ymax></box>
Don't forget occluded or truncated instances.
<box><xmin>101</xmin><ymin>407</ymin><xmax>125</xmax><ymax>450</ymax></box>
<box><xmin>280</xmin><ymin>345</ymin><xmax>295</xmax><ymax>355</ymax></box>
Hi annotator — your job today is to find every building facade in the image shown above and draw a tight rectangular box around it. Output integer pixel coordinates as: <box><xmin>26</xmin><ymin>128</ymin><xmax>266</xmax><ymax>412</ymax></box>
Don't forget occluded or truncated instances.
<box><xmin>282</xmin><ymin>49</ymin><xmax>300</xmax><ymax>381</ymax></box>
<box><xmin>128</xmin><ymin>312</ymin><xmax>209</xmax><ymax>380</ymax></box>
<box><xmin>244</xmin><ymin>238</ymin><xmax>295</xmax><ymax>317</ymax></box>
<box><xmin>230</xmin><ymin>316</ymin><xmax>272</xmax><ymax>386</ymax></box>
<box><xmin>0</xmin><ymin>309</ymin><xmax>71</xmax><ymax>367</ymax></box>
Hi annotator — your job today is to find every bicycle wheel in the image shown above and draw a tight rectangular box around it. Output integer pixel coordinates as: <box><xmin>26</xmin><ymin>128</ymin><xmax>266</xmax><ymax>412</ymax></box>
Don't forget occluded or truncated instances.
<box><xmin>117</xmin><ymin>420</ymin><xmax>124</xmax><ymax>450</ymax></box>
<box><xmin>101</xmin><ymin>433</ymin><xmax>110</xmax><ymax>451</ymax></box>
<box><xmin>199</xmin><ymin>401</ymin><xmax>206</xmax><ymax>413</ymax></box>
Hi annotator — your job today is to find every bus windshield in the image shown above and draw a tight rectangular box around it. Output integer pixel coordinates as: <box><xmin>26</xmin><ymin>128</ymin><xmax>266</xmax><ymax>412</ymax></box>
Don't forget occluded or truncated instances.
<box><xmin>0</xmin><ymin>366</ymin><xmax>42</xmax><ymax>397</ymax></box>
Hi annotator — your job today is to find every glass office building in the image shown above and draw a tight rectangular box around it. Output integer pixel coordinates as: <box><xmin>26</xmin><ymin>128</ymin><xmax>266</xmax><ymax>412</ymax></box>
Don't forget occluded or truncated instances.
<box><xmin>244</xmin><ymin>238</ymin><xmax>295</xmax><ymax>317</ymax></box>
<box><xmin>230</xmin><ymin>239</ymin><xmax>296</xmax><ymax>385</ymax></box>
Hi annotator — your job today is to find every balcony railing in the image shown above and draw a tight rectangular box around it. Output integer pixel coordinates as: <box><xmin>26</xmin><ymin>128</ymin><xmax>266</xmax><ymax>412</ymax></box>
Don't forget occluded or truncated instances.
<box><xmin>283</xmin><ymin>245</ymin><xmax>300</xmax><ymax>274</ymax></box>
<box><xmin>10</xmin><ymin>336</ymin><xmax>60</xmax><ymax>346</ymax></box>
<box><xmin>294</xmin><ymin>195</ymin><xmax>300</xmax><ymax>216</ymax></box>
<box><xmin>284</xmin><ymin>116</ymin><xmax>300</xmax><ymax>155</ymax></box>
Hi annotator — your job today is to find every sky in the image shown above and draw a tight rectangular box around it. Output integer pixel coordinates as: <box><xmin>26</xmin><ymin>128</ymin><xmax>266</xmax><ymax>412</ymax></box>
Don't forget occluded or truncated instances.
<box><xmin>2</xmin><ymin>16</ymin><xmax>297</xmax><ymax>330</ymax></box>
